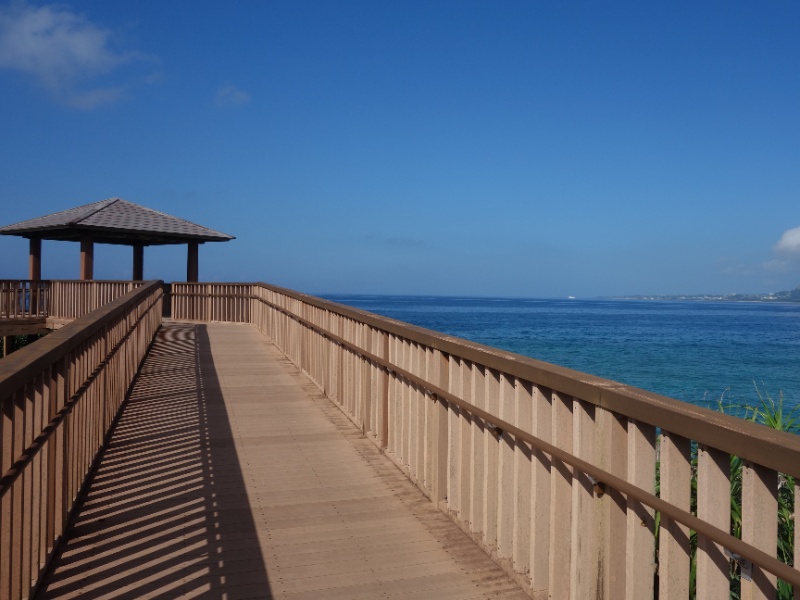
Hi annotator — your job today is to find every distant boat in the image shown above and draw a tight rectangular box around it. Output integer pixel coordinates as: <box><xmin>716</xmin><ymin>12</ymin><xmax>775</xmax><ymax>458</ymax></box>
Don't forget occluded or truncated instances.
<box><xmin>568</xmin><ymin>296</ymin><xmax>576</xmax><ymax>300</ymax></box>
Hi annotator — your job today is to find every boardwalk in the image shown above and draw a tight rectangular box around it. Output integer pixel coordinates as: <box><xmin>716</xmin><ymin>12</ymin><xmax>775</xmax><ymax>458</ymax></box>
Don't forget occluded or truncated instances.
<box><xmin>37</xmin><ymin>322</ymin><xmax>528</xmax><ymax>600</ymax></box>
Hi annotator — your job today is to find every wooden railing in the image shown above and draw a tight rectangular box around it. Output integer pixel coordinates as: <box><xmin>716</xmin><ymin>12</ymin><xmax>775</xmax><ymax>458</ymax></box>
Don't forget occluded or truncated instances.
<box><xmin>0</xmin><ymin>280</ymin><xmax>147</xmax><ymax>323</ymax></box>
<box><xmin>165</xmin><ymin>281</ymin><xmax>800</xmax><ymax>599</ymax></box>
<box><xmin>170</xmin><ymin>282</ymin><xmax>251</xmax><ymax>323</ymax></box>
<box><xmin>48</xmin><ymin>280</ymin><xmax>146</xmax><ymax>320</ymax></box>
<box><xmin>0</xmin><ymin>281</ymin><xmax>49</xmax><ymax>319</ymax></box>
<box><xmin>0</xmin><ymin>281</ymin><xmax>163</xmax><ymax>600</ymax></box>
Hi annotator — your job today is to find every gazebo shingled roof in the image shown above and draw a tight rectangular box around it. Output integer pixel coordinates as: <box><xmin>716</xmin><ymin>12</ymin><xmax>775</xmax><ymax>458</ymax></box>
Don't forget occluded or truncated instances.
<box><xmin>0</xmin><ymin>198</ymin><xmax>234</xmax><ymax>245</ymax></box>
<box><xmin>0</xmin><ymin>198</ymin><xmax>234</xmax><ymax>281</ymax></box>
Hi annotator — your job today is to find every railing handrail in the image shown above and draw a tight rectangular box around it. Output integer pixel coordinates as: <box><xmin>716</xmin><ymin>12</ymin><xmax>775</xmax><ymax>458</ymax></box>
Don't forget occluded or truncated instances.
<box><xmin>252</xmin><ymin>282</ymin><xmax>800</xmax><ymax>478</ymax></box>
<box><xmin>48</xmin><ymin>279</ymin><xmax>148</xmax><ymax>283</ymax></box>
<box><xmin>0</xmin><ymin>279</ymin><xmax>147</xmax><ymax>284</ymax></box>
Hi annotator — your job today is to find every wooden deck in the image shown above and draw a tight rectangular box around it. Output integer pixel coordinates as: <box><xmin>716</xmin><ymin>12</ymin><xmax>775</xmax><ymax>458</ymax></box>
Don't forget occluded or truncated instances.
<box><xmin>37</xmin><ymin>321</ymin><xmax>528</xmax><ymax>600</ymax></box>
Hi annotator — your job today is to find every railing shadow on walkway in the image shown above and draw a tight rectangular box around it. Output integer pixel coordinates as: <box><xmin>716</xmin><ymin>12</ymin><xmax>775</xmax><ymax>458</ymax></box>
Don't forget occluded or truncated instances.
<box><xmin>37</xmin><ymin>323</ymin><xmax>273</xmax><ymax>599</ymax></box>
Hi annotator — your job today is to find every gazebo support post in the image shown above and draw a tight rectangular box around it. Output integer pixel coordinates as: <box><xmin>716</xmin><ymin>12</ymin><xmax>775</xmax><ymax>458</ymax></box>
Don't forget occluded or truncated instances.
<box><xmin>133</xmin><ymin>244</ymin><xmax>144</xmax><ymax>280</ymax></box>
<box><xmin>187</xmin><ymin>241</ymin><xmax>199</xmax><ymax>282</ymax></box>
<box><xmin>80</xmin><ymin>234</ymin><xmax>94</xmax><ymax>280</ymax></box>
<box><xmin>28</xmin><ymin>237</ymin><xmax>42</xmax><ymax>314</ymax></box>
<box><xmin>29</xmin><ymin>237</ymin><xmax>41</xmax><ymax>280</ymax></box>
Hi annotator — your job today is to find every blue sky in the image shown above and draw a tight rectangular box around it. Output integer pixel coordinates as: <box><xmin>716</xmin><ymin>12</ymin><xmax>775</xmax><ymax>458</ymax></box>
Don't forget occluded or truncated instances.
<box><xmin>1</xmin><ymin>1</ymin><xmax>798</xmax><ymax>297</ymax></box>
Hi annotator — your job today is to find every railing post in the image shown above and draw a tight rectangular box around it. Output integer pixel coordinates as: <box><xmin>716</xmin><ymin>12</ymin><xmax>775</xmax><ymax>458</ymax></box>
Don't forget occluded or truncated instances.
<box><xmin>497</xmin><ymin>373</ymin><xmax>515</xmax><ymax>561</ymax></box>
<box><xmin>570</xmin><ymin>400</ymin><xmax>598</xmax><ymax>598</ymax></box>
<box><xmin>447</xmin><ymin>357</ymin><xmax>463</xmax><ymax>515</ymax></box>
<box><xmin>432</xmin><ymin>350</ymin><xmax>449</xmax><ymax>509</ymax></box>
<box><xmin>601</xmin><ymin>410</ymin><xmax>628</xmax><ymax>599</ymax></box>
<box><xmin>530</xmin><ymin>385</ymin><xmax>553</xmax><ymax>596</ymax></box>
<box><xmin>379</xmin><ymin>332</ymin><xmax>389</xmax><ymax>449</ymax></box>
<box><xmin>741</xmin><ymin>462</ymin><xmax>778</xmax><ymax>600</ymax></box>
<box><xmin>794</xmin><ymin>482</ymin><xmax>799</xmax><ymax>600</ymax></box>
<box><xmin>659</xmin><ymin>432</ymin><xmax>692</xmax><ymax>599</ymax></box>
<box><xmin>696</xmin><ymin>445</ymin><xmax>731</xmax><ymax>600</ymax></box>
<box><xmin>413</xmin><ymin>343</ymin><xmax>426</xmax><ymax>485</ymax></box>
<box><xmin>483</xmin><ymin>368</ymin><xmax>500</xmax><ymax>548</ymax></box>
<box><xmin>360</xmin><ymin>326</ymin><xmax>369</xmax><ymax>435</ymax></box>
<box><xmin>1</xmin><ymin>391</ymin><xmax>13</xmax><ymax>599</ymax></box>
<box><xmin>625</xmin><ymin>419</ymin><xmax>656</xmax><ymax>600</ymax></box>
<box><xmin>548</xmin><ymin>391</ymin><xmax>573</xmax><ymax>600</ymax></box>
<box><xmin>469</xmin><ymin>365</ymin><xmax>486</xmax><ymax>541</ymax></box>
<box><xmin>512</xmin><ymin>380</ymin><xmax>532</xmax><ymax>579</ymax></box>
<box><xmin>460</xmin><ymin>361</ymin><xmax>477</xmax><ymax>533</ymax></box>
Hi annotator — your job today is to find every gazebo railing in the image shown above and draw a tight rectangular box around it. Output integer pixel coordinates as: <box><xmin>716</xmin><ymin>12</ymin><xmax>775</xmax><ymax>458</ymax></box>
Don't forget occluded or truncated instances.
<box><xmin>0</xmin><ymin>280</ymin><xmax>148</xmax><ymax>323</ymax></box>
<box><xmin>0</xmin><ymin>281</ymin><xmax>163</xmax><ymax>600</ymax></box>
<box><xmin>0</xmin><ymin>281</ymin><xmax>49</xmax><ymax>319</ymax></box>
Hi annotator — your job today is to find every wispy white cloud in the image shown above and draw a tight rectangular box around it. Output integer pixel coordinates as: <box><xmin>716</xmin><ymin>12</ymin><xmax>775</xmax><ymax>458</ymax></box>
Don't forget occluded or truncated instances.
<box><xmin>761</xmin><ymin>226</ymin><xmax>800</xmax><ymax>273</ymax></box>
<box><xmin>774</xmin><ymin>226</ymin><xmax>800</xmax><ymax>255</ymax></box>
<box><xmin>215</xmin><ymin>83</ymin><xmax>251</xmax><ymax>107</ymax></box>
<box><xmin>0</xmin><ymin>3</ymin><xmax>154</xmax><ymax>109</ymax></box>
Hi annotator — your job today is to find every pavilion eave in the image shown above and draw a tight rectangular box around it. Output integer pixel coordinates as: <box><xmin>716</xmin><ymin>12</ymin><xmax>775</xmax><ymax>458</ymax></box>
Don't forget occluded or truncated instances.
<box><xmin>9</xmin><ymin>226</ymin><xmax>233</xmax><ymax>246</ymax></box>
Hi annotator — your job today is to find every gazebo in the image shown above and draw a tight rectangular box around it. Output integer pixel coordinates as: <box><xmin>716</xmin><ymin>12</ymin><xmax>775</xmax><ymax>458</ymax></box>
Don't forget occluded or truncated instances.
<box><xmin>0</xmin><ymin>198</ymin><xmax>234</xmax><ymax>281</ymax></box>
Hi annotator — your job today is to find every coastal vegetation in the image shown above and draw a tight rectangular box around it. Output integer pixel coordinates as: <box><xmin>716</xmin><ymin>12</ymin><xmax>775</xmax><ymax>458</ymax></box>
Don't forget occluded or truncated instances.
<box><xmin>664</xmin><ymin>384</ymin><xmax>798</xmax><ymax>599</ymax></box>
<box><xmin>720</xmin><ymin>384</ymin><xmax>797</xmax><ymax>599</ymax></box>
<box><xmin>655</xmin><ymin>382</ymin><xmax>800</xmax><ymax>600</ymax></box>
<box><xmin>0</xmin><ymin>333</ymin><xmax>43</xmax><ymax>355</ymax></box>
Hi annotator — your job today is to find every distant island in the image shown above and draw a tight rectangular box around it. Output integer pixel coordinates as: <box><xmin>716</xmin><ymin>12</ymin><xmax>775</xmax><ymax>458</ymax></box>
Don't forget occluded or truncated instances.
<box><xmin>613</xmin><ymin>285</ymin><xmax>800</xmax><ymax>303</ymax></box>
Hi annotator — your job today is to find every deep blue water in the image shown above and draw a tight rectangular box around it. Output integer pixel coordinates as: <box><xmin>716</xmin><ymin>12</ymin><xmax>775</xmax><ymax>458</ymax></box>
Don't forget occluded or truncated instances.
<box><xmin>322</xmin><ymin>295</ymin><xmax>800</xmax><ymax>412</ymax></box>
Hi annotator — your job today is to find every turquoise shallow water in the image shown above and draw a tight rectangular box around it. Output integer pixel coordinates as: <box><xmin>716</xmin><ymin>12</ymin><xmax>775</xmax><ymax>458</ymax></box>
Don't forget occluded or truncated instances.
<box><xmin>323</xmin><ymin>295</ymin><xmax>800</xmax><ymax>412</ymax></box>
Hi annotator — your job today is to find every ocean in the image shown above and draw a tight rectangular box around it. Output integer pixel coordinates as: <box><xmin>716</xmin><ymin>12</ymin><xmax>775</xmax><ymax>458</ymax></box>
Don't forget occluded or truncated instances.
<box><xmin>323</xmin><ymin>295</ymin><xmax>800</xmax><ymax>414</ymax></box>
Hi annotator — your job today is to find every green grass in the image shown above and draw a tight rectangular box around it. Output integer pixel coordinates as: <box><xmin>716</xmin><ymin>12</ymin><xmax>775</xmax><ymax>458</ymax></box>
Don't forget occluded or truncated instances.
<box><xmin>715</xmin><ymin>383</ymin><xmax>796</xmax><ymax>599</ymax></box>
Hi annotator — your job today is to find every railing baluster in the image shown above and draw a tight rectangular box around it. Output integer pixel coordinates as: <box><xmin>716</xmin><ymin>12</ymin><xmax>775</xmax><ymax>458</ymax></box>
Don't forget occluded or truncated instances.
<box><xmin>794</xmin><ymin>480</ymin><xmax>799</xmax><ymax>600</ymax></box>
<box><xmin>625</xmin><ymin>419</ymin><xmax>656</xmax><ymax>600</ymax></box>
<box><xmin>380</xmin><ymin>332</ymin><xmax>389</xmax><ymax>449</ymax></box>
<box><xmin>742</xmin><ymin>462</ymin><xmax>778</xmax><ymax>600</ymax></box>
<box><xmin>469</xmin><ymin>365</ymin><xmax>486</xmax><ymax>539</ymax></box>
<box><xmin>497</xmin><ymin>373</ymin><xmax>515</xmax><ymax>561</ymax></box>
<box><xmin>413</xmin><ymin>342</ymin><xmax>426</xmax><ymax>484</ymax></box>
<box><xmin>696</xmin><ymin>445</ymin><xmax>731</xmax><ymax>600</ymax></box>
<box><xmin>659</xmin><ymin>432</ymin><xmax>692</xmax><ymax>598</ymax></box>
<box><xmin>0</xmin><ymin>390</ymin><xmax>13</xmax><ymax>599</ymax></box>
<box><xmin>601</xmin><ymin>410</ymin><xmax>629</xmax><ymax>598</ymax></box>
<box><xmin>570</xmin><ymin>399</ymin><xmax>598</xmax><ymax>598</ymax></box>
<box><xmin>530</xmin><ymin>385</ymin><xmax>552</xmax><ymax>595</ymax></box>
<box><xmin>549</xmin><ymin>391</ymin><xmax>573</xmax><ymax>600</ymax></box>
<box><xmin>483</xmin><ymin>368</ymin><xmax>500</xmax><ymax>549</ymax></box>
<box><xmin>512</xmin><ymin>380</ymin><xmax>533</xmax><ymax>580</ymax></box>
<box><xmin>458</xmin><ymin>360</ymin><xmax>474</xmax><ymax>530</ymax></box>
<box><xmin>447</xmin><ymin>356</ymin><xmax>463</xmax><ymax>517</ymax></box>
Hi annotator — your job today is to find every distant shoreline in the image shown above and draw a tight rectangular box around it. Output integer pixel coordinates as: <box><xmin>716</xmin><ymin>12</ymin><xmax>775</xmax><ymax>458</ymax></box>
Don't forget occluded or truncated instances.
<box><xmin>323</xmin><ymin>288</ymin><xmax>800</xmax><ymax>303</ymax></box>
<box><xmin>609</xmin><ymin>293</ymin><xmax>799</xmax><ymax>303</ymax></box>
